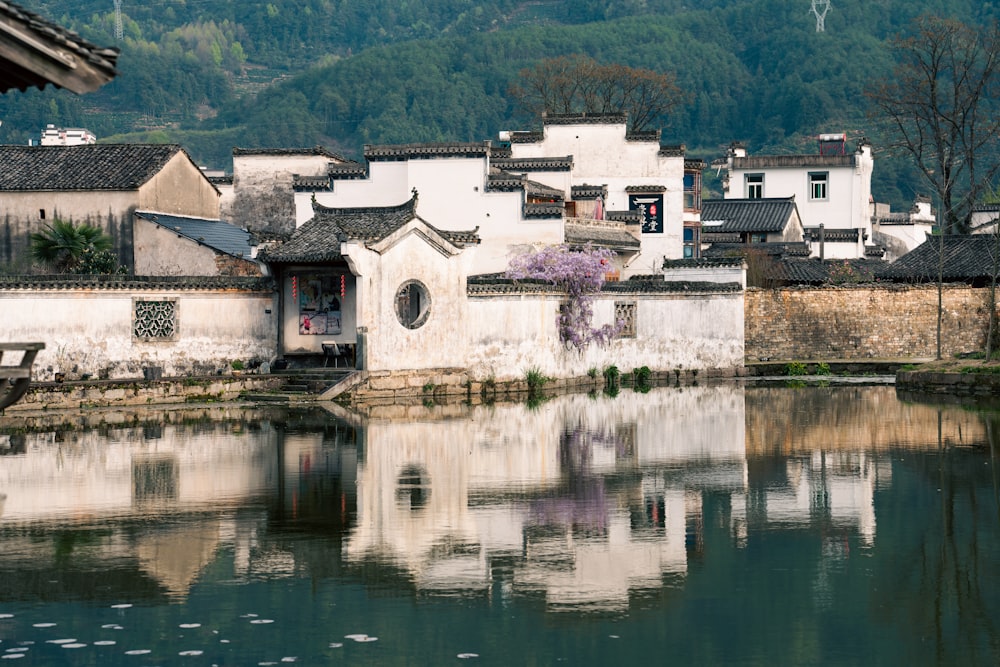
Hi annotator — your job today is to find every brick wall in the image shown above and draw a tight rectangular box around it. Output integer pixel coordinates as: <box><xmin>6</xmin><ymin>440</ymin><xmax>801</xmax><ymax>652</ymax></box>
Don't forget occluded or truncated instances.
<box><xmin>746</xmin><ymin>284</ymin><xmax>991</xmax><ymax>361</ymax></box>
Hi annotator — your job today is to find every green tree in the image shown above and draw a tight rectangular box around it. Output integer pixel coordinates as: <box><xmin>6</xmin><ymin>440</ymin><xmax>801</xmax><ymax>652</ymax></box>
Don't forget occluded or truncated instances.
<box><xmin>29</xmin><ymin>219</ymin><xmax>114</xmax><ymax>273</ymax></box>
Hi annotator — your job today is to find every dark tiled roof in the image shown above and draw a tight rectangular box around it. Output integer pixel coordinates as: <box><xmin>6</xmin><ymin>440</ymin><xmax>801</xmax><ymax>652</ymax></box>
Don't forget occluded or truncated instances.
<box><xmin>625</xmin><ymin>184</ymin><xmax>666</xmax><ymax>193</ymax></box>
<box><xmin>208</xmin><ymin>175</ymin><xmax>233</xmax><ymax>186</ymax></box>
<box><xmin>492</xmin><ymin>156</ymin><xmax>573</xmax><ymax>171</ymax></box>
<box><xmin>328</xmin><ymin>162</ymin><xmax>367</xmax><ymax>179</ymax></box>
<box><xmin>135</xmin><ymin>211</ymin><xmax>253</xmax><ymax>259</ymax></box>
<box><xmin>702</xmin><ymin>242</ymin><xmax>812</xmax><ymax>258</ymax></box>
<box><xmin>658</xmin><ymin>146</ymin><xmax>686</xmax><ymax>157</ymax></box>
<box><xmin>525</xmin><ymin>179</ymin><xmax>564</xmax><ymax>200</ymax></box>
<box><xmin>685</xmin><ymin>159</ymin><xmax>706</xmax><ymax>170</ymax></box>
<box><xmin>571</xmin><ymin>184</ymin><xmax>607</xmax><ymax>199</ymax></box>
<box><xmin>701</xmin><ymin>198</ymin><xmax>797</xmax><ymax>233</ymax></box>
<box><xmin>625</xmin><ymin>130</ymin><xmax>661</xmax><ymax>142</ymax></box>
<box><xmin>0</xmin><ymin>1</ymin><xmax>118</xmax><ymax>94</ymax></box>
<box><xmin>507</xmin><ymin>131</ymin><xmax>543</xmax><ymax>144</ymax></box>
<box><xmin>263</xmin><ymin>195</ymin><xmax>479</xmax><ymax>264</ymax></box>
<box><xmin>565</xmin><ymin>222</ymin><xmax>640</xmax><ymax>251</ymax></box>
<box><xmin>523</xmin><ymin>203</ymin><xmax>563</xmax><ymax>218</ymax></box>
<box><xmin>292</xmin><ymin>175</ymin><xmax>330</xmax><ymax>191</ymax></box>
<box><xmin>0</xmin><ymin>144</ymin><xmax>184</xmax><ymax>191</ymax></box>
<box><xmin>733</xmin><ymin>154</ymin><xmax>855</xmax><ymax>169</ymax></box>
<box><xmin>607</xmin><ymin>210</ymin><xmax>641</xmax><ymax>223</ymax></box>
<box><xmin>765</xmin><ymin>258</ymin><xmax>889</xmax><ymax>285</ymax></box>
<box><xmin>466</xmin><ymin>276</ymin><xmax>740</xmax><ymax>295</ymax></box>
<box><xmin>662</xmin><ymin>257</ymin><xmax>745</xmax><ymax>269</ymax></box>
<box><xmin>0</xmin><ymin>274</ymin><xmax>272</xmax><ymax>290</ymax></box>
<box><xmin>543</xmin><ymin>112</ymin><xmax>626</xmax><ymax>125</ymax></box>
<box><xmin>487</xmin><ymin>170</ymin><xmax>525</xmax><ymax>192</ymax></box>
<box><xmin>884</xmin><ymin>235</ymin><xmax>1000</xmax><ymax>282</ymax></box>
<box><xmin>804</xmin><ymin>227</ymin><xmax>864</xmax><ymax>242</ymax></box>
<box><xmin>232</xmin><ymin>146</ymin><xmax>348</xmax><ymax>160</ymax></box>
<box><xmin>364</xmin><ymin>142</ymin><xmax>491</xmax><ymax>161</ymax></box>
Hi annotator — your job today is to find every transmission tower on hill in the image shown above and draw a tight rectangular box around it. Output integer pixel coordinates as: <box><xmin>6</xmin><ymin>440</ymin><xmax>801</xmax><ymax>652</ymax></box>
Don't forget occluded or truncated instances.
<box><xmin>810</xmin><ymin>0</ymin><xmax>831</xmax><ymax>32</ymax></box>
<box><xmin>113</xmin><ymin>0</ymin><xmax>123</xmax><ymax>41</ymax></box>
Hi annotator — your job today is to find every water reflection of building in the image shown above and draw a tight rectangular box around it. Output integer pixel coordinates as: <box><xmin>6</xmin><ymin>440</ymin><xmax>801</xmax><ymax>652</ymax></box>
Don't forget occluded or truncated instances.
<box><xmin>344</xmin><ymin>388</ymin><xmax>747</xmax><ymax>612</ymax></box>
<box><xmin>0</xmin><ymin>412</ymin><xmax>282</xmax><ymax>601</ymax></box>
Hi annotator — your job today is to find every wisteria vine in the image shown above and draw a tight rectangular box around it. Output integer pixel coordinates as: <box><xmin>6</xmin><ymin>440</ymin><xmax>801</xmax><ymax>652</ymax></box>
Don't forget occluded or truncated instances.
<box><xmin>505</xmin><ymin>244</ymin><xmax>622</xmax><ymax>351</ymax></box>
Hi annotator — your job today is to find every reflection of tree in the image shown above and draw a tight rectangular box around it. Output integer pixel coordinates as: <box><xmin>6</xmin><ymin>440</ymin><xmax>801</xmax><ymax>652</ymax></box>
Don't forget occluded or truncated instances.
<box><xmin>868</xmin><ymin>413</ymin><xmax>1000</xmax><ymax>663</ymax></box>
<box><xmin>528</xmin><ymin>427</ymin><xmax>628</xmax><ymax>533</ymax></box>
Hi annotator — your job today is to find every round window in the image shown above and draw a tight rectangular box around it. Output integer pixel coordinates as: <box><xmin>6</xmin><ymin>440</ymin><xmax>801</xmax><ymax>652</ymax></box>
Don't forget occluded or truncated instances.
<box><xmin>394</xmin><ymin>280</ymin><xmax>431</xmax><ymax>329</ymax></box>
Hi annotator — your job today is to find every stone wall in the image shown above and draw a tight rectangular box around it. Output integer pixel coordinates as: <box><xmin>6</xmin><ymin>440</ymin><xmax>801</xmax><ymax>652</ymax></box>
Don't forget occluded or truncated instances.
<box><xmin>746</xmin><ymin>284</ymin><xmax>990</xmax><ymax>361</ymax></box>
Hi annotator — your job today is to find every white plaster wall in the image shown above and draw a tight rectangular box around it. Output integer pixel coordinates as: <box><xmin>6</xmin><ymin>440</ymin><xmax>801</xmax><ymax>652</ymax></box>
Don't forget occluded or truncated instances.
<box><xmin>464</xmin><ymin>290</ymin><xmax>744</xmax><ymax>381</ymax></box>
<box><xmin>133</xmin><ymin>218</ymin><xmax>221</xmax><ymax>276</ymax></box>
<box><xmin>350</xmin><ymin>224</ymin><xmax>477</xmax><ymax>371</ymax></box>
<box><xmin>138</xmin><ymin>153</ymin><xmax>220</xmax><ymax>219</ymax></box>
<box><xmin>728</xmin><ymin>149</ymin><xmax>874</xmax><ymax>260</ymax></box>
<box><xmin>0</xmin><ymin>288</ymin><xmax>277</xmax><ymax>380</ymax></box>
<box><xmin>875</xmin><ymin>223</ymin><xmax>933</xmax><ymax>261</ymax></box>
<box><xmin>303</xmin><ymin>157</ymin><xmax>564</xmax><ymax>275</ymax></box>
<box><xmin>509</xmin><ymin>122</ymin><xmax>686</xmax><ymax>271</ymax></box>
<box><xmin>663</xmin><ymin>264</ymin><xmax>746</xmax><ymax>287</ymax></box>
<box><xmin>234</xmin><ymin>153</ymin><xmax>331</xmax><ymax>187</ymax></box>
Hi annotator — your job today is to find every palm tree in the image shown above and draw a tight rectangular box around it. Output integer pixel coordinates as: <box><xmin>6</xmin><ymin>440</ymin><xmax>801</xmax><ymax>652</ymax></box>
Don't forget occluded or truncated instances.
<box><xmin>29</xmin><ymin>219</ymin><xmax>113</xmax><ymax>273</ymax></box>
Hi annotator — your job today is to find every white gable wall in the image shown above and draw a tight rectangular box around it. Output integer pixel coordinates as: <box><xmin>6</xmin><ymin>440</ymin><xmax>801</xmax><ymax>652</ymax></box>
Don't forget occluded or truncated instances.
<box><xmin>300</xmin><ymin>156</ymin><xmax>564</xmax><ymax>275</ymax></box>
<box><xmin>508</xmin><ymin>120</ymin><xmax>685</xmax><ymax>273</ymax></box>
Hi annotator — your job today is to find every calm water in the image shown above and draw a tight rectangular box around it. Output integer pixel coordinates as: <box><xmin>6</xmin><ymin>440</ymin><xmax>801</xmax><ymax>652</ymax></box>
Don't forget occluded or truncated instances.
<box><xmin>0</xmin><ymin>385</ymin><xmax>997</xmax><ymax>666</ymax></box>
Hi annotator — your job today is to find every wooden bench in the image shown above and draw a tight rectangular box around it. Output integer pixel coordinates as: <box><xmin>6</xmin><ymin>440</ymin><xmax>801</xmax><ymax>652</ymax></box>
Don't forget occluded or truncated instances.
<box><xmin>0</xmin><ymin>342</ymin><xmax>45</xmax><ymax>411</ymax></box>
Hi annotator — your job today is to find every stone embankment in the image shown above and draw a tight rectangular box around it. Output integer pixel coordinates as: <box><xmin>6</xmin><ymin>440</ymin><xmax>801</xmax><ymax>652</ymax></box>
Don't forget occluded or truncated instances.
<box><xmin>896</xmin><ymin>361</ymin><xmax>1000</xmax><ymax>397</ymax></box>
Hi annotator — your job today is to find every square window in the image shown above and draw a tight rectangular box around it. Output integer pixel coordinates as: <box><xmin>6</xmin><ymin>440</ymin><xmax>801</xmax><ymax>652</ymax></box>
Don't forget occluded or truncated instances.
<box><xmin>809</xmin><ymin>172</ymin><xmax>828</xmax><ymax>200</ymax></box>
<box><xmin>133</xmin><ymin>298</ymin><xmax>178</xmax><ymax>340</ymax></box>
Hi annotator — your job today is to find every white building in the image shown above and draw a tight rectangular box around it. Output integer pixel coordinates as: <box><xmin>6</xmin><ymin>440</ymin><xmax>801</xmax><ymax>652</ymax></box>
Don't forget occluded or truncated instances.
<box><xmin>38</xmin><ymin>124</ymin><xmax>96</xmax><ymax>145</ymax></box>
<box><xmin>292</xmin><ymin>114</ymin><xmax>704</xmax><ymax>278</ymax></box>
<box><xmin>871</xmin><ymin>196</ymin><xmax>936</xmax><ymax>262</ymax></box>
<box><xmin>723</xmin><ymin>134</ymin><xmax>876</xmax><ymax>259</ymax></box>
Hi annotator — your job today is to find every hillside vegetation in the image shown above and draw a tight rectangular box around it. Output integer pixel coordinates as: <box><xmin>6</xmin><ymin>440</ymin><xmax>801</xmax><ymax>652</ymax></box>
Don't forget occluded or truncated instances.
<box><xmin>4</xmin><ymin>0</ymin><xmax>999</xmax><ymax>207</ymax></box>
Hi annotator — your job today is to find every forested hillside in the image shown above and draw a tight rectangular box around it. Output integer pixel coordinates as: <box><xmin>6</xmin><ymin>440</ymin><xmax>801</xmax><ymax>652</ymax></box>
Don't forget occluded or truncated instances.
<box><xmin>3</xmin><ymin>0</ymin><xmax>999</xmax><ymax>208</ymax></box>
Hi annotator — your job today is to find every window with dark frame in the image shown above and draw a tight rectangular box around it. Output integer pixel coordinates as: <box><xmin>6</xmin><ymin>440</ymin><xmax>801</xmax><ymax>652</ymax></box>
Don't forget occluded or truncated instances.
<box><xmin>745</xmin><ymin>173</ymin><xmax>764</xmax><ymax>199</ymax></box>
<box><xmin>809</xmin><ymin>172</ymin><xmax>829</xmax><ymax>200</ymax></box>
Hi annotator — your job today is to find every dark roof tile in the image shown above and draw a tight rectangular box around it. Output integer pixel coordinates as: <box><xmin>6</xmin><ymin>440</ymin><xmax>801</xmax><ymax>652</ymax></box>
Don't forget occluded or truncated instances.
<box><xmin>0</xmin><ymin>144</ymin><xmax>184</xmax><ymax>191</ymax></box>
<box><xmin>701</xmin><ymin>197</ymin><xmax>798</xmax><ymax>233</ymax></box>
<box><xmin>135</xmin><ymin>211</ymin><xmax>253</xmax><ymax>259</ymax></box>
<box><xmin>0</xmin><ymin>1</ymin><xmax>118</xmax><ymax>94</ymax></box>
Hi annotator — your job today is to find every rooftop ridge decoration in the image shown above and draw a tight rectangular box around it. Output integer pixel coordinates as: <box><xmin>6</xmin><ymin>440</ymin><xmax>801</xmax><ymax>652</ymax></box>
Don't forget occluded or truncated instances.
<box><xmin>492</xmin><ymin>156</ymin><xmax>574</xmax><ymax>171</ymax></box>
<box><xmin>0</xmin><ymin>275</ymin><xmax>273</xmax><ymax>290</ymax></box>
<box><xmin>542</xmin><ymin>112</ymin><xmax>627</xmax><ymax>125</ymax></box>
<box><xmin>313</xmin><ymin>194</ymin><xmax>418</xmax><ymax>218</ymax></box>
<box><xmin>571</xmin><ymin>184</ymin><xmax>608</xmax><ymax>199</ymax></box>
<box><xmin>363</xmin><ymin>141</ymin><xmax>492</xmax><ymax>161</ymax></box>
<box><xmin>232</xmin><ymin>146</ymin><xmax>348</xmax><ymax>160</ymax></box>
<box><xmin>507</xmin><ymin>131</ymin><xmax>543</xmax><ymax>143</ymax></box>
<box><xmin>733</xmin><ymin>154</ymin><xmax>856</xmax><ymax>168</ymax></box>
<box><xmin>607</xmin><ymin>210</ymin><xmax>641</xmax><ymax>223</ymax></box>
<box><xmin>657</xmin><ymin>145</ymin><xmax>686</xmax><ymax>157</ymax></box>
<box><xmin>625</xmin><ymin>130</ymin><xmax>661</xmax><ymax>142</ymax></box>
<box><xmin>466</xmin><ymin>276</ymin><xmax>741</xmax><ymax>295</ymax></box>
<box><xmin>523</xmin><ymin>203</ymin><xmax>564</xmax><ymax>218</ymax></box>
<box><xmin>625</xmin><ymin>184</ymin><xmax>666</xmax><ymax>193</ymax></box>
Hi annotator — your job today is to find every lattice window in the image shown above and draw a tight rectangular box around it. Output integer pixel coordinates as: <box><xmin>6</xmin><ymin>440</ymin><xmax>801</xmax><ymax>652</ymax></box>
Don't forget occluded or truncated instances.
<box><xmin>615</xmin><ymin>301</ymin><xmax>637</xmax><ymax>338</ymax></box>
<box><xmin>133</xmin><ymin>299</ymin><xmax>178</xmax><ymax>340</ymax></box>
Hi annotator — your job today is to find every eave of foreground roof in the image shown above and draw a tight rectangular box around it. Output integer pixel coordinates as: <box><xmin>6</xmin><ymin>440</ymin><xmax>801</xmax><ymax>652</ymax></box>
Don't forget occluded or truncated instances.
<box><xmin>0</xmin><ymin>1</ymin><xmax>119</xmax><ymax>94</ymax></box>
